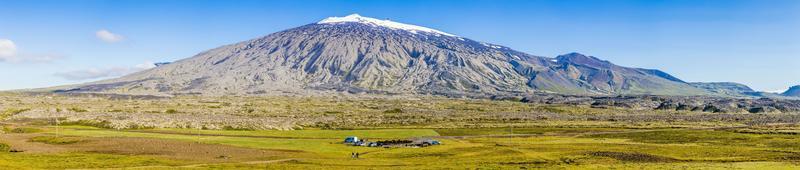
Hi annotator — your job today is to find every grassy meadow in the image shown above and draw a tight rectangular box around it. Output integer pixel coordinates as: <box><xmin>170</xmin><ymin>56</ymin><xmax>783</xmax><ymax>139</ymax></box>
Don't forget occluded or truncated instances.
<box><xmin>1</xmin><ymin>93</ymin><xmax>799</xmax><ymax>169</ymax></box>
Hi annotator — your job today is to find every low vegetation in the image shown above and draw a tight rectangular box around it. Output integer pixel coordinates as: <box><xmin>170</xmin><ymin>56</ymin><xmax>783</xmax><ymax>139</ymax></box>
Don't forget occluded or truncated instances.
<box><xmin>0</xmin><ymin>143</ymin><xmax>9</xmax><ymax>152</ymax></box>
<box><xmin>0</xmin><ymin>108</ymin><xmax>29</xmax><ymax>119</ymax></box>
<box><xmin>2</xmin><ymin>93</ymin><xmax>796</xmax><ymax>130</ymax></box>
<box><xmin>0</xmin><ymin>123</ymin><xmax>799</xmax><ymax>169</ymax></box>
<box><xmin>29</xmin><ymin>136</ymin><xmax>84</xmax><ymax>145</ymax></box>
<box><xmin>9</xmin><ymin>127</ymin><xmax>42</xmax><ymax>134</ymax></box>
<box><xmin>0</xmin><ymin>93</ymin><xmax>799</xmax><ymax>169</ymax></box>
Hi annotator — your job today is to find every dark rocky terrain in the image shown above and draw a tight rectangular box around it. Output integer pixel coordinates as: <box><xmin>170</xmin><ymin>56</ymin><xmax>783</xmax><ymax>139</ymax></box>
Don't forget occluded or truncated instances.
<box><xmin>515</xmin><ymin>93</ymin><xmax>800</xmax><ymax>114</ymax></box>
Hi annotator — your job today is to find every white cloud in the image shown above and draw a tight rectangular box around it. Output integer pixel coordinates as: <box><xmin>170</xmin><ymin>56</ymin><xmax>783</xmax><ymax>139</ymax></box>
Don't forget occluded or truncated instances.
<box><xmin>765</xmin><ymin>88</ymin><xmax>788</xmax><ymax>93</ymax></box>
<box><xmin>95</xmin><ymin>29</ymin><xmax>125</xmax><ymax>43</ymax></box>
<box><xmin>0</xmin><ymin>39</ymin><xmax>18</xmax><ymax>61</ymax></box>
<box><xmin>17</xmin><ymin>54</ymin><xmax>63</xmax><ymax>63</ymax></box>
<box><xmin>134</xmin><ymin>61</ymin><xmax>157</xmax><ymax>70</ymax></box>
<box><xmin>54</xmin><ymin>61</ymin><xmax>156</xmax><ymax>80</ymax></box>
<box><xmin>0</xmin><ymin>39</ymin><xmax>62</xmax><ymax>63</ymax></box>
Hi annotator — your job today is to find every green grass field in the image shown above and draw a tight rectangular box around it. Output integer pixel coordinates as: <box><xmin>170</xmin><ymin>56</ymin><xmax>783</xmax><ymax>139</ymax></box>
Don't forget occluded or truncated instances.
<box><xmin>2</xmin><ymin>124</ymin><xmax>799</xmax><ymax>169</ymax></box>
<box><xmin>1</xmin><ymin>94</ymin><xmax>800</xmax><ymax>169</ymax></box>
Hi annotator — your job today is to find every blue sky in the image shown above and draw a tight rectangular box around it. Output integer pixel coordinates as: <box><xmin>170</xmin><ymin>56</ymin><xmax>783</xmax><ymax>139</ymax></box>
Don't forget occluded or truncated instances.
<box><xmin>0</xmin><ymin>0</ymin><xmax>798</xmax><ymax>92</ymax></box>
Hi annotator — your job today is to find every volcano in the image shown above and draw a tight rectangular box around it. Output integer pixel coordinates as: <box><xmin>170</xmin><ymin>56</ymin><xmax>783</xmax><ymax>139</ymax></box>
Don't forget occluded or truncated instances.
<box><xmin>56</xmin><ymin>14</ymin><xmax>710</xmax><ymax>97</ymax></box>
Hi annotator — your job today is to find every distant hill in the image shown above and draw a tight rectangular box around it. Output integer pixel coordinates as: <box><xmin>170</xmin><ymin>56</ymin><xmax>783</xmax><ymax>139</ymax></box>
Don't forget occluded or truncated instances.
<box><xmin>783</xmin><ymin>85</ymin><xmax>800</xmax><ymax>97</ymax></box>
<box><xmin>689</xmin><ymin>82</ymin><xmax>755</xmax><ymax>97</ymax></box>
<box><xmin>50</xmin><ymin>14</ymin><xmax>718</xmax><ymax>97</ymax></box>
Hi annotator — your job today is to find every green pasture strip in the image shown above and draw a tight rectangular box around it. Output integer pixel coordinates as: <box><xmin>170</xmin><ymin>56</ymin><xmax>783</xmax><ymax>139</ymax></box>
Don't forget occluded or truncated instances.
<box><xmin>562</xmin><ymin>162</ymin><xmax>800</xmax><ymax>170</ymax></box>
<box><xmin>136</xmin><ymin>128</ymin><xmax>440</xmax><ymax>139</ymax></box>
<box><xmin>30</xmin><ymin>126</ymin><xmax>800</xmax><ymax>169</ymax></box>
<box><xmin>459</xmin><ymin>132</ymin><xmax>800</xmax><ymax>162</ymax></box>
<box><xmin>584</xmin><ymin>129</ymin><xmax>800</xmax><ymax>150</ymax></box>
<box><xmin>434</xmin><ymin>127</ymin><xmax>626</xmax><ymax>136</ymax></box>
<box><xmin>50</xmin><ymin>128</ymin><xmax>392</xmax><ymax>157</ymax></box>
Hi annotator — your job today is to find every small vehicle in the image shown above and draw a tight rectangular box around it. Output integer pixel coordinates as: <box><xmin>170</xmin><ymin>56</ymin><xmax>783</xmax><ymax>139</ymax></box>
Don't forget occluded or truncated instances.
<box><xmin>367</xmin><ymin>142</ymin><xmax>381</xmax><ymax>147</ymax></box>
<box><xmin>344</xmin><ymin>136</ymin><xmax>359</xmax><ymax>143</ymax></box>
<box><xmin>430</xmin><ymin>140</ymin><xmax>441</xmax><ymax>145</ymax></box>
<box><xmin>353</xmin><ymin>141</ymin><xmax>366</xmax><ymax>146</ymax></box>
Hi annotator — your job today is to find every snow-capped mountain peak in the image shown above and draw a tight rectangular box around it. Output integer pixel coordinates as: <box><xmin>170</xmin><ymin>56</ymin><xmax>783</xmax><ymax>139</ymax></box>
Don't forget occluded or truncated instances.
<box><xmin>317</xmin><ymin>14</ymin><xmax>456</xmax><ymax>37</ymax></box>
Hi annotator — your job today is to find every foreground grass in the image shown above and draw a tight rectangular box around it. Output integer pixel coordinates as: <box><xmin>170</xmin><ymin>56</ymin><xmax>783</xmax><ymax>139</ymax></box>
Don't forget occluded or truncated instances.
<box><xmin>51</xmin><ymin>126</ymin><xmax>428</xmax><ymax>157</ymax></box>
<box><xmin>0</xmin><ymin>152</ymin><xmax>186</xmax><ymax>169</ymax></box>
<box><xmin>3</xmin><ymin>94</ymin><xmax>799</xmax><ymax>169</ymax></box>
<box><xmin>586</xmin><ymin>129</ymin><xmax>800</xmax><ymax>152</ymax></box>
<box><xmin>0</xmin><ymin>125</ymin><xmax>784</xmax><ymax>169</ymax></box>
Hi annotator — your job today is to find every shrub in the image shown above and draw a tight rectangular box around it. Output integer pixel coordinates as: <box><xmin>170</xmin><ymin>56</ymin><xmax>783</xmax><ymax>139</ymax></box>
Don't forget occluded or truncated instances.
<box><xmin>222</xmin><ymin>126</ymin><xmax>254</xmax><ymax>131</ymax></box>
<box><xmin>0</xmin><ymin>143</ymin><xmax>9</xmax><ymax>152</ymax></box>
<box><xmin>384</xmin><ymin>108</ymin><xmax>404</xmax><ymax>114</ymax></box>
<box><xmin>2</xmin><ymin>108</ymin><xmax>30</xmax><ymax>115</ymax></box>
<box><xmin>59</xmin><ymin>120</ymin><xmax>111</xmax><ymax>129</ymax></box>
<box><xmin>68</xmin><ymin>107</ymin><xmax>88</xmax><ymax>112</ymax></box>
<box><xmin>30</xmin><ymin>136</ymin><xmax>84</xmax><ymax>145</ymax></box>
<box><xmin>1</xmin><ymin>108</ymin><xmax>30</xmax><ymax>119</ymax></box>
<box><xmin>165</xmin><ymin>109</ymin><xmax>178</xmax><ymax>114</ymax></box>
<box><xmin>324</xmin><ymin>111</ymin><xmax>343</xmax><ymax>114</ymax></box>
<box><xmin>10</xmin><ymin>127</ymin><xmax>43</xmax><ymax>133</ymax></box>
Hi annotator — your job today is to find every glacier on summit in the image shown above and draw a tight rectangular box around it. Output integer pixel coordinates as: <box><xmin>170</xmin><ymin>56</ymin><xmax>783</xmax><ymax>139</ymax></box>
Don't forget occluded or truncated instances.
<box><xmin>318</xmin><ymin>14</ymin><xmax>456</xmax><ymax>37</ymax></box>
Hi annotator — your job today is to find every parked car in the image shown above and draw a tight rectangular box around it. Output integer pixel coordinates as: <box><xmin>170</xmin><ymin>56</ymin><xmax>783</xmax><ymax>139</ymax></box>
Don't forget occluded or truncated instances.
<box><xmin>367</xmin><ymin>142</ymin><xmax>382</xmax><ymax>147</ymax></box>
<box><xmin>413</xmin><ymin>138</ymin><xmax>441</xmax><ymax>146</ymax></box>
<box><xmin>429</xmin><ymin>140</ymin><xmax>441</xmax><ymax>145</ymax></box>
<box><xmin>344</xmin><ymin>136</ymin><xmax>359</xmax><ymax>143</ymax></box>
<box><xmin>353</xmin><ymin>141</ymin><xmax>366</xmax><ymax>146</ymax></box>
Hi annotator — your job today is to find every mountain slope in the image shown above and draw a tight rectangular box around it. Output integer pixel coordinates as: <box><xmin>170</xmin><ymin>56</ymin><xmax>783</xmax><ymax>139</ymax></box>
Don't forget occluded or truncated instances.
<box><xmin>689</xmin><ymin>82</ymin><xmax>756</xmax><ymax>97</ymax></box>
<box><xmin>55</xmin><ymin>14</ymin><xmax>709</xmax><ymax>97</ymax></box>
<box><xmin>783</xmin><ymin>85</ymin><xmax>800</xmax><ymax>97</ymax></box>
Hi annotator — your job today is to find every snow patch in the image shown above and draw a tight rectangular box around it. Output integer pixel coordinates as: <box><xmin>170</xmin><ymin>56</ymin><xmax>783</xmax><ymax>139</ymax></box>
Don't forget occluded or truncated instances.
<box><xmin>765</xmin><ymin>89</ymin><xmax>788</xmax><ymax>93</ymax></box>
<box><xmin>318</xmin><ymin>14</ymin><xmax>456</xmax><ymax>37</ymax></box>
<box><xmin>480</xmin><ymin>42</ymin><xmax>503</xmax><ymax>49</ymax></box>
